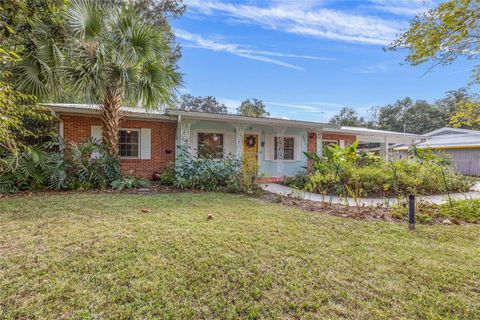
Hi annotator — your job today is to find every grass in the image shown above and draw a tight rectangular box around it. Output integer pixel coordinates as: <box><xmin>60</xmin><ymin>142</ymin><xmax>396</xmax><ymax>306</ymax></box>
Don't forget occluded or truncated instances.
<box><xmin>1</xmin><ymin>193</ymin><xmax>479</xmax><ymax>319</ymax></box>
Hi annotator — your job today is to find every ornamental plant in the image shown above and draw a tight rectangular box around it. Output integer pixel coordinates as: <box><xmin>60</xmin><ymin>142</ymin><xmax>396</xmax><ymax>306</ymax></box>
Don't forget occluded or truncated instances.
<box><xmin>0</xmin><ymin>138</ymin><xmax>120</xmax><ymax>193</ymax></box>
<box><xmin>292</xmin><ymin>141</ymin><xmax>473</xmax><ymax>198</ymax></box>
<box><xmin>169</xmin><ymin>145</ymin><xmax>243</xmax><ymax>192</ymax></box>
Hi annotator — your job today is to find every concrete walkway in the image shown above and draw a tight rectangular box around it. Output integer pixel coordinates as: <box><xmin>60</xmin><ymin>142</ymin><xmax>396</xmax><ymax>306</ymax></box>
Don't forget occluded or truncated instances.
<box><xmin>260</xmin><ymin>182</ymin><xmax>480</xmax><ymax>207</ymax></box>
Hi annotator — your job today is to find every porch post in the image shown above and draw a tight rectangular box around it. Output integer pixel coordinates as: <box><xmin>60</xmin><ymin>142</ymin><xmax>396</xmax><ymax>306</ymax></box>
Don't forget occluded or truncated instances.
<box><xmin>316</xmin><ymin>129</ymin><xmax>323</xmax><ymax>158</ymax></box>
<box><xmin>235</xmin><ymin>126</ymin><xmax>244</xmax><ymax>160</ymax></box>
<box><xmin>275</xmin><ymin>127</ymin><xmax>285</xmax><ymax>177</ymax></box>
<box><xmin>381</xmin><ymin>136</ymin><xmax>389</xmax><ymax>161</ymax></box>
<box><xmin>180</xmin><ymin>119</ymin><xmax>192</xmax><ymax>148</ymax></box>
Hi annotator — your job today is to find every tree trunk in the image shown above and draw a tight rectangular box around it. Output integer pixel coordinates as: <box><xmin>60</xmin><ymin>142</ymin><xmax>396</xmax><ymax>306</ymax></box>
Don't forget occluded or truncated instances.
<box><xmin>101</xmin><ymin>88</ymin><xmax>122</xmax><ymax>157</ymax></box>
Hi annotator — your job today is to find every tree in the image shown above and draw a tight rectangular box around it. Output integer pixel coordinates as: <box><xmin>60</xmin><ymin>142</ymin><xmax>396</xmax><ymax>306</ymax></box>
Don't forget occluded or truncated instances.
<box><xmin>390</xmin><ymin>0</ymin><xmax>480</xmax><ymax>83</ymax></box>
<box><xmin>450</xmin><ymin>100</ymin><xmax>480</xmax><ymax>130</ymax></box>
<box><xmin>435</xmin><ymin>87</ymin><xmax>473</xmax><ymax>116</ymax></box>
<box><xmin>374</xmin><ymin>98</ymin><xmax>448</xmax><ymax>134</ymax></box>
<box><xmin>402</xmin><ymin>100</ymin><xmax>448</xmax><ymax>134</ymax></box>
<box><xmin>237</xmin><ymin>98</ymin><xmax>269</xmax><ymax>117</ymax></box>
<box><xmin>13</xmin><ymin>0</ymin><xmax>181</xmax><ymax>156</ymax></box>
<box><xmin>0</xmin><ymin>49</ymin><xmax>53</xmax><ymax>152</ymax></box>
<box><xmin>112</xmin><ymin>0</ymin><xmax>186</xmax><ymax>62</ymax></box>
<box><xmin>376</xmin><ymin>98</ymin><xmax>412</xmax><ymax>132</ymax></box>
<box><xmin>328</xmin><ymin>107</ymin><xmax>366</xmax><ymax>127</ymax></box>
<box><xmin>0</xmin><ymin>0</ymin><xmax>67</xmax><ymax>55</ymax></box>
<box><xmin>178</xmin><ymin>94</ymin><xmax>227</xmax><ymax>113</ymax></box>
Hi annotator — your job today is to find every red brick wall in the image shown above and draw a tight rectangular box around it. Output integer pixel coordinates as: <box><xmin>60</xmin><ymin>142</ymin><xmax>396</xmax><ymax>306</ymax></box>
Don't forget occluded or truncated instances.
<box><xmin>60</xmin><ymin>114</ymin><xmax>176</xmax><ymax>179</ymax></box>
<box><xmin>306</xmin><ymin>131</ymin><xmax>357</xmax><ymax>169</ymax></box>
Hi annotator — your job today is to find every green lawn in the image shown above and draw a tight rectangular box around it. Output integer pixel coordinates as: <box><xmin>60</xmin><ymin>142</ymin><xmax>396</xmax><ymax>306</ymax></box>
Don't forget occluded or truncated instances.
<box><xmin>1</xmin><ymin>193</ymin><xmax>479</xmax><ymax>319</ymax></box>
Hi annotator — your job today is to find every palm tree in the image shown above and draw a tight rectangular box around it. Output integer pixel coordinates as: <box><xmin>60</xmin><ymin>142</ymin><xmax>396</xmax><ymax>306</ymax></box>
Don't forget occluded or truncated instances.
<box><xmin>15</xmin><ymin>0</ymin><xmax>181</xmax><ymax>156</ymax></box>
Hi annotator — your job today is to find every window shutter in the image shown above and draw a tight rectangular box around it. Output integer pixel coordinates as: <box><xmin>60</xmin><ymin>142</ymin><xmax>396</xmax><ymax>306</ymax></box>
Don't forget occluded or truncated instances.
<box><xmin>140</xmin><ymin>128</ymin><xmax>151</xmax><ymax>160</ymax></box>
<box><xmin>91</xmin><ymin>125</ymin><xmax>102</xmax><ymax>141</ymax></box>
<box><xmin>90</xmin><ymin>126</ymin><xmax>102</xmax><ymax>159</ymax></box>
<box><xmin>294</xmin><ymin>136</ymin><xmax>302</xmax><ymax>161</ymax></box>
<box><xmin>224</xmin><ymin>132</ymin><xmax>235</xmax><ymax>156</ymax></box>
<box><xmin>59</xmin><ymin>120</ymin><xmax>64</xmax><ymax>138</ymax></box>
<box><xmin>264</xmin><ymin>134</ymin><xmax>272</xmax><ymax>161</ymax></box>
<box><xmin>191</xmin><ymin>131</ymin><xmax>198</xmax><ymax>157</ymax></box>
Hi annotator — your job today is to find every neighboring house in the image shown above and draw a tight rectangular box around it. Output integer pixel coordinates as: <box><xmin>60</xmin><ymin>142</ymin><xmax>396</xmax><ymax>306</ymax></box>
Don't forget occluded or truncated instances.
<box><xmin>395</xmin><ymin>127</ymin><xmax>480</xmax><ymax>177</ymax></box>
<box><xmin>45</xmin><ymin>104</ymin><xmax>423</xmax><ymax>181</ymax></box>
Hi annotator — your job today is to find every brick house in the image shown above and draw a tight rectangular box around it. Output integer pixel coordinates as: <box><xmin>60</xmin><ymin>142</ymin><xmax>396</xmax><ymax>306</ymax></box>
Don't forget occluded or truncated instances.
<box><xmin>46</xmin><ymin>104</ymin><xmax>423</xmax><ymax>181</ymax></box>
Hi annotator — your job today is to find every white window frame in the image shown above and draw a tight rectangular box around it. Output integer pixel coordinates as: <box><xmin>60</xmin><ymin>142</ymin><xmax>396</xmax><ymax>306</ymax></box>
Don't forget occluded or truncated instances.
<box><xmin>118</xmin><ymin>128</ymin><xmax>141</xmax><ymax>159</ymax></box>
<box><xmin>196</xmin><ymin>131</ymin><xmax>225</xmax><ymax>159</ymax></box>
<box><xmin>265</xmin><ymin>134</ymin><xmax>300</xmax><ymax>163</ymax></box>
<box><xmin>274</xmin><ymin>136</ymin><xmax>295</xmax><ymax>161</ymax></box>
<box><xmin>322</xmin><ymin>139</ymin><xmax>339</xmax><ymax>146</ymax></box>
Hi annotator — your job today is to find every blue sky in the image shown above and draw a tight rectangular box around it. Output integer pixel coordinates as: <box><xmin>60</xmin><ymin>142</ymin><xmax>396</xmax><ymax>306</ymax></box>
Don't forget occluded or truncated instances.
<box><xmin>172</xmin><ymin>0</ymin><xmax>476</xmax><ymax>122</ymax></box>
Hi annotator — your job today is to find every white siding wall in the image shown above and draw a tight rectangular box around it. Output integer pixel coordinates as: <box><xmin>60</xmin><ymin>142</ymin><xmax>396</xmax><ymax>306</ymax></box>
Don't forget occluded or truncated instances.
<box><xmin>445</xmin><ymin>149</ymin><xmax>480</xmax><ymax>177</ymax></box>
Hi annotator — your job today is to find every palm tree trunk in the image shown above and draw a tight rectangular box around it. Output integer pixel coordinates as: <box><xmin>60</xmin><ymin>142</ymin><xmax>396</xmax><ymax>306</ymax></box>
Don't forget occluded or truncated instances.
<box><xmin>101</xmin><ymin>88</ymin><xmax>122</xmax><ymax>157</ymax></box>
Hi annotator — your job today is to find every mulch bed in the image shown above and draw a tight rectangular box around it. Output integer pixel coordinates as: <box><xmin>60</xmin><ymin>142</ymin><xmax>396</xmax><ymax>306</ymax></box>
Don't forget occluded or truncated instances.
<box><xmin>260</xmin><ymin>192</ymin><xmax>397</xmax><ymax>222</ymax></box>
<box><xmin>259</xmin><ymin>192</ymin><xmax>473</xmax><ymax>225</ymax></box>
<box><xmin>0</xmin><ymin>183</ymin><xmax>196</xmax><ymax>199</ymax></box>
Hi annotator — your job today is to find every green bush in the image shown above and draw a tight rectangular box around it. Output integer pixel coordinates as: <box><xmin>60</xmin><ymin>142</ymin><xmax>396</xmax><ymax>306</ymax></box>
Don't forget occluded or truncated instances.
<box><xmin>439</xmin><ymin>199</ymin><xmax>480</xmax><ymax>222</ymax></box>
<box><xmin>171</xmin><ymin>146</ymin><xmax>244</xmax><ymax>192</ymax></box>
<box><xmin>0</xmin><ymin>138</ymin><xmax>121</xmax><ymax>193</ymax></box>
<box><xmin>284</xmin><ymin>171</ymin><xmax>309</xmax><ymax>189</ymax></box>
<box><xmin>111</xmin><ymin>176</ymin><xmax>150</xmax><ymax>191</ymax></box>
<box><xmin>391</xmin><ymin>199</ymin><xmax>480</xmax><ymax>223</ymax></box>
<box><xmin>295</xmin><ymin>142</ymin><xmax>473</xmax><ymax>197</ymax></box>
<box><xmin>159</xmin><ymin>168</ymin><xmax>175</xmax><ymax>185</ymax></box>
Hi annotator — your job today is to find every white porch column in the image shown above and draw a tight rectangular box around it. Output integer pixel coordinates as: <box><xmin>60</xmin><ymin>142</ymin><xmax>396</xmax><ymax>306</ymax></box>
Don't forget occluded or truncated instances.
<box><xmin>180</xmin><ymin>119</ymin><xmax>192</xmax><ymax>148</ymax></box>
<box><xmin>381</xmin><ymin>136</ymin><xmax>389</xmax><ymax>161</ymax></box>
<box><xmin>316</xmin><ymin>130</ymin><xmax>323</xmax><ymax>158</ymax></box>
<box><xmin>275</xmin><ymin>127</ymin><xmax>285</xmax><ymax>177</ymax></box>
<box><xmin>235</xmin><ymin>126</ymin><xmax>244</xmax><ymax>160</ymax></box>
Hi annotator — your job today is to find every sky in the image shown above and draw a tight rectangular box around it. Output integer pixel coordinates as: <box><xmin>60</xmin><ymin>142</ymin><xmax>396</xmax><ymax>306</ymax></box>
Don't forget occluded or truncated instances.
<box><xmin>172</xmin><ymin>0</ymin><xmax>477</xmax><ymax>122</ymax></box>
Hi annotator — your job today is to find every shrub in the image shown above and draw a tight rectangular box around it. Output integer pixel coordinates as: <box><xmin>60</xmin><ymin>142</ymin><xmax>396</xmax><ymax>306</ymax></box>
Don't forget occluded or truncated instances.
<box><xmin>159</xmin><ymin>168</ymin><xmax>175</xmax><ymax>185</ymax></box>
<box><xmin>390</xmin><ymin>199</ymin><xmax>480</xmax><ymax>223</ymax></box>
<box><xmin>439</xmin><ymin>199</ymin><xmax>480</xmax><ymax>222</ymax></box>
<box><xmin>296</xmin><ymin>141</ymin><xmax>473</xmax><ymax>197</ymax></box>
<box><xmin>172</xmin><ymin>146</ymin><xmax>244</xmax><ymax>192</ymax></box>
<box><xmin>111</xmin><ymin>176</ymin><xmax>151</xmax><ymax>191</ymax></box>
<box><xmin>0</xmin><ymin>138</ymin><xmax>121</xmax><ymax>193</ymax></box>
<box><xmin>284</xmin><ymin>171</ymin><xmax>309</xmax><ymax>189</ymax></box>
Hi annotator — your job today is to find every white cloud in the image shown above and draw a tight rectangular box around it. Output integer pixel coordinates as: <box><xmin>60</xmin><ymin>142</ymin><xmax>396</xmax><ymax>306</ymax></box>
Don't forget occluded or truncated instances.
<box><xmin>217</xmin><ymin>97</ymin><xmax>242</xmax><ymax>113</ymax></box>
<box><xmin>175</xmin><ymin>29</ymin><xmax>309</xmax><ymax>70</ymax></box>
<box><xmin>266</xmin><ymin>101</ymin><xmax>327</xmax><ymax>112</ymax></box>
<box><xmin>350</xmin><ymin>63</ymin><xmax>388</xmax><ymax>74</ymax></box>
<box><xmin>185</xmin><ymin>0</ymin><xmax>406</xmax><ymax>45</ymax></box>
<box><xmin>369</xmin><ymin>0</ymin><xmax>437</xmax><ymax>16</ymax></box>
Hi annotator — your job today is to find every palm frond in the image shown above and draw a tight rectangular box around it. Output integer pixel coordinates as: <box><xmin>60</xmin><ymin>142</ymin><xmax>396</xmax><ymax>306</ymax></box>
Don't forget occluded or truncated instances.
<box><xmin>128</xmin><ymin>60</ymin><xmax>182</xmax><ymax>109</ymax></box>
<box><xmin>66</xmin><ymin>0</ymin><xmax>105</xmax><ymax>39</ymax></box>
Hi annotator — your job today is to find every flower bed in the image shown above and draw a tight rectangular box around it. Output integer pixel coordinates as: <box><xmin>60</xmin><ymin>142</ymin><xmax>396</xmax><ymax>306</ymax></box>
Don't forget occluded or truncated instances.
<box><xmin>286</xmin><ymin>142</ymin><xmax>473</xmax><ymax>198</ymax></box>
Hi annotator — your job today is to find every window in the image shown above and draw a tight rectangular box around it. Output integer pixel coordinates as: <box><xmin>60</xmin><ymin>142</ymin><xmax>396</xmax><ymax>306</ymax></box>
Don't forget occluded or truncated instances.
<box><xmin>274</xmin><ymin>137</ymin><xmax>295</xmax><ymax>160</ymax></box>
<box><xmin>322</xmin><ymin>140</ymin><xmax>339</xmax><ymax>148</ymax></box>
<box><xmin>322</xmin><ymin>140</ymin><xmax>339</xmax><ymax>156</ymax></box>
<box><xmin>119</xmin><ymin>129</ymin><xmax>140</xmax><ymax>158</ymax></box>
<box><xmin>198</xmin><ymin>133</ymin><xmax>224</xmax><ymax>158</ymax></box>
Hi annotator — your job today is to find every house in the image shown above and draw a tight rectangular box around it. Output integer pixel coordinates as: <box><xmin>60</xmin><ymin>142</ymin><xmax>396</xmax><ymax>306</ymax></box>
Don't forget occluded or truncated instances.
<box><xmin>395</xmin><ymin>127</ymin><xmax>480</xmax><ymax>176</ymax></box>
<box><xmin>45</xmin><ymin>104</ymin><xmax>424</xmax><ymax>181</ymax></box>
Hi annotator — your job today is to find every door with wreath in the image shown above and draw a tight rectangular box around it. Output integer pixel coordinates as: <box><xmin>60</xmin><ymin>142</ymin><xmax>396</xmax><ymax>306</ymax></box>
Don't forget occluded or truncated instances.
<box><xmin>243</xmin><ymin>134</ymin><xmax>259</xmax><ymax>180</ymax></box>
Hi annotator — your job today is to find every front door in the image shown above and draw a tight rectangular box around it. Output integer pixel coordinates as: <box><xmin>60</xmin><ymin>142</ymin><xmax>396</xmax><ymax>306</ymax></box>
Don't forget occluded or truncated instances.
<box><xmin>243</xmin><ymin>134</ymin><xmax>259</xmax><ymax>177</ymax></box>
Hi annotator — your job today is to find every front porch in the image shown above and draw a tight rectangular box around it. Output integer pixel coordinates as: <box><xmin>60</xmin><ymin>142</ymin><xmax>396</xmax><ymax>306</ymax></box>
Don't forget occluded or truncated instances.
<box><xmin>169</xmin><ymin>110</ymin><xmax>344</xmax><ymax>180</ymax></box>
<box><xmin>167</xmin><ymin>110</ymin><xmax>425</xmax><ymax>181</ymax></box>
